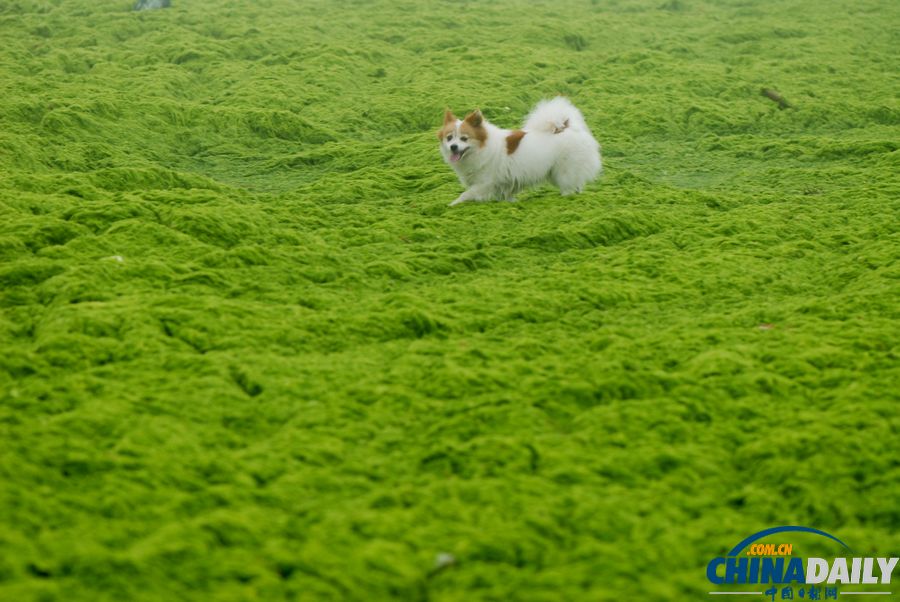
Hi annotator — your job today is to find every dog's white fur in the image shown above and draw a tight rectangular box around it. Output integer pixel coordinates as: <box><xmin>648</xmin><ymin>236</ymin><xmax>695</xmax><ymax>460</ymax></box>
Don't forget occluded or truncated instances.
<box><xmin>440</xmin><ymin>97</ymin><xmax>602</xmax><ymax>206</ymax></box>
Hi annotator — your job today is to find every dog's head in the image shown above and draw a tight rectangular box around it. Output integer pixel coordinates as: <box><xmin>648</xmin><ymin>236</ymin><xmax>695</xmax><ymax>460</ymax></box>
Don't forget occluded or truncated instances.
<box><xmin>437</xmin><ymin>109</ymin><xmax>487</xmax><ymax>164</ymax></box>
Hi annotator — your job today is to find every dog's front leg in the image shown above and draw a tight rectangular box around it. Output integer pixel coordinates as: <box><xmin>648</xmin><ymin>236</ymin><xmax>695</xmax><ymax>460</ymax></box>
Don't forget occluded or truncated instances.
<box><xmin>449</xmin><ymin>192</ymin><xmax>472</xmax><ymax>207</ymax></box>
<box><xmin>449</xmin><ymin>184</ymin><xmax>490</xmax><ymax>207</ymax></box>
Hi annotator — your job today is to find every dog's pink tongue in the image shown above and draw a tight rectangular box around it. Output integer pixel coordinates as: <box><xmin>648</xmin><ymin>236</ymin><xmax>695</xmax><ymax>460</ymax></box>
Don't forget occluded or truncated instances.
<box><xmin>450</xmin><ymin>152</ymin><xmax>462</xmax><ymax>162</ymax></box>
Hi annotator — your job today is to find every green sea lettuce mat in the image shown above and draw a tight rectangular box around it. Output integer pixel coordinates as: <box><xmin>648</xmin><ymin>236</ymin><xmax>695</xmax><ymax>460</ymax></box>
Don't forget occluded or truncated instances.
<box><xmin>0</xmin><ymin>0</ymin><xmax>897</xmax><ymax>600</ymax></box>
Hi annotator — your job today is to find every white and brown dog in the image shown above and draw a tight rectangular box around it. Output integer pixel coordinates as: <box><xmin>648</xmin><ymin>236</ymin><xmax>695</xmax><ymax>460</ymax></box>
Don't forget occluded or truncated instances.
<box><xmin>438</xmin><ymin>97</ymin><xmax>602</xmax><ymax>206</ymax></box>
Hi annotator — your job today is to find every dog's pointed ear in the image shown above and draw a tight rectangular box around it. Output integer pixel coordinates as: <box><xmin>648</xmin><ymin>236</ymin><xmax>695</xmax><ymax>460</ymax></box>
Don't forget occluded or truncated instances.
<box><xmin>464</xmin><ymin>109</ymin><xmax>483</xmax><ymax>127</ymax></box>
<box><xmin>443</xmin><ymin>109</ymin><xmax>457</xmax><ymax>125</ymax></box>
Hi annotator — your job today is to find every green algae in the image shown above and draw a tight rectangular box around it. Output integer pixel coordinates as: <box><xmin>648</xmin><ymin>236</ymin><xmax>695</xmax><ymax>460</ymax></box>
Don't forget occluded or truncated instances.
<box><xmin>1</xmin><ymin>0</ymin><xmax>898</xmax><ymax>600</ymax></box>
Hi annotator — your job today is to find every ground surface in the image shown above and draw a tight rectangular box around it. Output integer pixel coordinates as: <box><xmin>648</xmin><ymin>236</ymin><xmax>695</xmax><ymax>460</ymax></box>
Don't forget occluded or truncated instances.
<box><xmin>0</xmin><ymin>0</ymin><xmax>898</xmax><ymax>600</ymax></box>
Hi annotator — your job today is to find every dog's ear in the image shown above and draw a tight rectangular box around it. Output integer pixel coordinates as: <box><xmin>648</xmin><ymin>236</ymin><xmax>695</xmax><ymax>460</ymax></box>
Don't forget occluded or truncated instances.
<box><xmin>443</xmin><ymin>109</ymin><xmax>457</xmax><ymax>125</ymax></box>
<box><xmin>464</xmin><ymin>109</ymin><xmax>483</xmax><ymax>127</ymax></box>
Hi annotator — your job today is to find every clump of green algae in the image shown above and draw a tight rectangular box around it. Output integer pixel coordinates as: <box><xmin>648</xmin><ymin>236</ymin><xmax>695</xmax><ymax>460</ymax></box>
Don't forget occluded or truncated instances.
<box><xmin>0</xmin><ymin>0</ymin><xmax>898</xmax><ymax>600</ymax></box>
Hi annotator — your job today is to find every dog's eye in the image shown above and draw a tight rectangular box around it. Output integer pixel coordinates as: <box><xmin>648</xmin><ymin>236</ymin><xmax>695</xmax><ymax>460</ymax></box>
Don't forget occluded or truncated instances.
<box><xmin>446</xmin><ymin>135</ymin><xmax>452</xmax><ymax>141</ymax></box>
<box><xmin>460</xmin><ymin>136</ymin><xmax>469</xmax><ymax>142</ymax></box>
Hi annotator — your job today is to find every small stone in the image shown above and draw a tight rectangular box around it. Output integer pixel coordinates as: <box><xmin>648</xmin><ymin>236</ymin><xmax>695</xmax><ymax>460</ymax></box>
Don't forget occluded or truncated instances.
<box><xmin>434</xmin><ymin>553</ymin><xmax>456</xmax><ymax>569</ymax></box>
<box><xmin>134</xmin><ymin>0</ymin><xmax>171</xmax><ymax>11</ymax></box>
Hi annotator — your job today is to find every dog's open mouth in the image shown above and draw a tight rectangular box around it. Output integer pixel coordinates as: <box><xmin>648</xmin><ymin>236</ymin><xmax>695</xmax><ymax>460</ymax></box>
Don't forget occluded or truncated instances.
<box><xmin>449</xmin><ymin>148</ymin><xmax>469</xmax><ymax>163</ymax></box>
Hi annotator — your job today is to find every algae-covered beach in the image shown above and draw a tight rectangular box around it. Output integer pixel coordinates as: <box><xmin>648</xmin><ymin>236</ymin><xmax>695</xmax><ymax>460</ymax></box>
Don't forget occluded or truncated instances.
<box><xmin>1</xmin><ymin>0</ymin><xmax>898</xmax><ymax>600</ymax></box>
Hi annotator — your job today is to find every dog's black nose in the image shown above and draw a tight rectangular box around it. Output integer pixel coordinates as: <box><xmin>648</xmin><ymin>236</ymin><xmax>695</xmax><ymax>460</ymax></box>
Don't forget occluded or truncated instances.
<box><xmin>450</xmin><ymin>144</ymin><xmax>458</xmax><ymax>153</ymax></box>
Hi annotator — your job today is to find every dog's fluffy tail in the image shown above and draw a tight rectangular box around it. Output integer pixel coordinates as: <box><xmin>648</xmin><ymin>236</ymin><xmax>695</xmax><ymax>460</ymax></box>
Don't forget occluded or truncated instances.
<box><xmin>523</xmin><ymin>96</ymin><xmax>592</xmax><ymax>135</ymax></box>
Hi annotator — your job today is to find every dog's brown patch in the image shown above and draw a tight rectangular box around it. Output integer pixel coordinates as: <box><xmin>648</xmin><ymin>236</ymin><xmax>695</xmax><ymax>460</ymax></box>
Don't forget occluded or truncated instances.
<box><xmin>460</xmin><ymin>109</ymin><xmax>487</xmax><ymax>147</ymax></box>
<box><xmin>506</xmin><ymin>129</ymin><xmax>526</xmax><ymax>154</ymax></box>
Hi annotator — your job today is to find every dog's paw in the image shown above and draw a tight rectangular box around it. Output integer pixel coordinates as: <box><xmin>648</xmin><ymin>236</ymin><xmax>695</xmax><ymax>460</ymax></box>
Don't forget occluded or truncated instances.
<box><xmin>449</xmin><ymin>197</ymin><xmax>465</xmax><ymax>207</ymax></box>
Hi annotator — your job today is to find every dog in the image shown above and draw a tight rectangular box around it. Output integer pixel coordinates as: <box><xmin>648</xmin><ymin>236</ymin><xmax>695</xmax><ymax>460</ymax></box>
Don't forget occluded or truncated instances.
<box><xmin>438</xmin><ymin>97</ymin><xmax>602</xmax><ymax>206</ymax></box>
